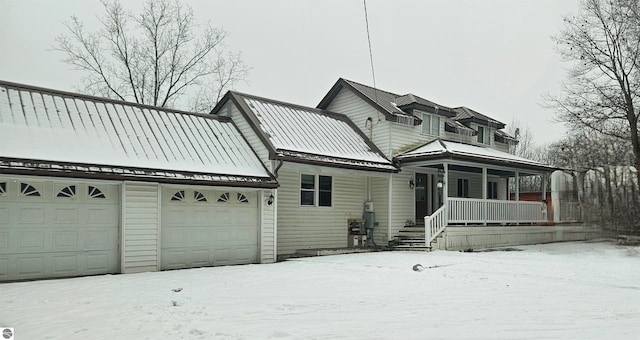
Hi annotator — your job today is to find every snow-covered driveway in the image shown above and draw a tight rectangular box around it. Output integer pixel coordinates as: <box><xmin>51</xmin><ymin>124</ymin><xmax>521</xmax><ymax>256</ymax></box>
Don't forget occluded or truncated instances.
<box><xmin>2</xmin><ymin>241</ymin><xmax>639</xmax><ymax>339</ymax></box>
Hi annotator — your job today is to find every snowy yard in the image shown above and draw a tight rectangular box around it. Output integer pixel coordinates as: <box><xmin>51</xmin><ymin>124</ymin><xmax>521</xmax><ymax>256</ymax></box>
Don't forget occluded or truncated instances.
<box><xmin>2</xmin><ymin>240</ymin><xmax>639</xmax><ymax>339</ymax></box>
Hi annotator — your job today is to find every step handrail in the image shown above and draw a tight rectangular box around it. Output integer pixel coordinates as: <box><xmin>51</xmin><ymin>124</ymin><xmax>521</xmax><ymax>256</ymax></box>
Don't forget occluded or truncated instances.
<box><xmin>424</xmin><ymin>205</ymin><xmax>447</xmax><ymax>246</ymax></box>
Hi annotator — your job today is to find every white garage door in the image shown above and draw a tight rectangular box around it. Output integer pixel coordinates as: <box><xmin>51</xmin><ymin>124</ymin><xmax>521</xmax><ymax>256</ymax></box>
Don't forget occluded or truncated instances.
<box><xmin>0</xmin><ymin>177</ymin><xmax>120</xmax><ymax>281</ymax></box>
<box><xmin>161</xmin><ymin>188</ymin><xmax>259</xmax><ymax>270</ymax></box>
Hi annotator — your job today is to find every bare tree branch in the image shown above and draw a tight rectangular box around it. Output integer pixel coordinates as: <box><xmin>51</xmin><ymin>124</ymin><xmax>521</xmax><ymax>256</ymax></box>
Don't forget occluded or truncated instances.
<box><xmin>53</xmin><ymin>0</ymin><xmax>247</xmax><ymax>110</ymax></box>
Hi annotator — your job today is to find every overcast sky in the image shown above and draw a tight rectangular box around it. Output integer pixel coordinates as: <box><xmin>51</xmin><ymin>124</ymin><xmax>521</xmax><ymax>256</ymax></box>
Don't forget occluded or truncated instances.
<box><xmin>0</xmin><ymin>0</ymin><xmax>579</xmax><ymax>144</ymax></box>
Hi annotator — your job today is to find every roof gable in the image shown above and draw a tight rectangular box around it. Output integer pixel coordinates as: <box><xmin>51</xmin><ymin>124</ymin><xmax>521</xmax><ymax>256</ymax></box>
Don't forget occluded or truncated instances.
<box><xmin>0</xmin><ymin>80</ymin><xmax>276</xmax><ymax>186</ymax></box>
<box><xmin>218</xmin><ymin>91</ymin><xmax>397</xmax><ymax>172</ymax></box>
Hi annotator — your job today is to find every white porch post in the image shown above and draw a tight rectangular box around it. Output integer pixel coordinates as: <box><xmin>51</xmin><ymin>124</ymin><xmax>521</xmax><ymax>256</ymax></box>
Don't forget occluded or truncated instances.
<box><xmin>443</xmin><ymin>163</ymin><xmax>449</xmax><ymax>212</ymax></box>
<box><xmin>482</xmin><ymin>167</ymin><xmax>487</xmax><ymax>225</ymax></box>
<box><xmin>515</xmin><ymin>171</ymin><xmax>520</xmax><ymax>225</ymax></box>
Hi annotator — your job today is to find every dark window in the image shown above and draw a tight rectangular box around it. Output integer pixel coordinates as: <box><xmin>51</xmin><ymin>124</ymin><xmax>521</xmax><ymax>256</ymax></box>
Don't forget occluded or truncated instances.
<box><xmin>487</xmin><ymin>181</ymin><xmax>498</xmax><ymax>199</ymax></box>
<box><xmin>0</xmin><ymin>182</ymin><xmax>6</xmax><ymax>195</ymax></box>
<box><xmin>194</xmin><ymin>191</ymin><xmax>207</xmax><ymax>202</ymax></box>
<box><xmin>57</xmin><ymin>185</ymin><xmax>76</xmax><ymax>198</ymax></box>
<box><xmin>218</xmin><ymin>192</ymin><xmax>230</xmax><ymax>203</ymax></box>
<box><xmin>171</xmin><ymin>190</ymin><xmax>185</xmax><ymax>201</ymax></box>
<box><xmin>318</xmin><ymin>175</ymin><xmax>332</xmax><ymax>207</ymax></box>
<box><xmin>88</xmin><ymin>186</ymin><xmax>106</xmax><ymax>199</ymax></box>
<box><xmin>457</xmin><ymin>178</ymin><xmax>469</xmax><ymax>198</ymax></box>
<box><xmin>237</xmin><ymin>193</ymin><xmax>249</xmax><ymax>203</ymax></box>
<box><xmin>301</xmin><ymin>174</ymin><xmax>315</xmax><ymax>206</ymax></box>
<box><xmin>20</xmin><ymin>183</ymin><xmax>41</xmax><ymax>197</ymax></box>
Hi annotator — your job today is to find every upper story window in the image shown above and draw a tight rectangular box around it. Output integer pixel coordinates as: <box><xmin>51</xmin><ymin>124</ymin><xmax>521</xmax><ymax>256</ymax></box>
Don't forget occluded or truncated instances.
<box><xmin>421</xmin><ymin>113</ymin><xmax>440</xmax><ymax>136</ymax></box>
<box><xmin>477</xmin><ymin>126</ymin><xmax>491</xmax><ymax>145</ymax></box>
<box><xmin>300</xmin><ymin>174</ymin><xmax>332</xmax><ymax>207</ymax></box>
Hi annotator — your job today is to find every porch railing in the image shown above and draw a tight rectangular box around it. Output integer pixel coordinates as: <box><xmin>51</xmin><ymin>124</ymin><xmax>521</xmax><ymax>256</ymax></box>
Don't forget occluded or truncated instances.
<box><xmin>424</xmin><ymin>205</ymin><xmax>447</xmax><ymax>246</ymax></box>
<box><xmin>448</xmin><ymin>197</ymin><xmax>546</xmax><ymax>224</ymax></box>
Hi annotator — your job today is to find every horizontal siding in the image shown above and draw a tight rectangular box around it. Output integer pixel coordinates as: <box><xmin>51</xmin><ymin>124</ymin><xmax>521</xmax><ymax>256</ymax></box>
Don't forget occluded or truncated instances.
<box><xmin>122</xmin><ymin>182</ymin><xmax>159</xmax><ymax>273</ymax></box>
<box><xmin>389</xmin><ymin>171</ymin><xmax>414</xmax><ymax>237</ymax></box>
<box><xmin>276</xmin><ymin>163</ymin><xmax>366</xmax><ymax>255</ymax></box>
<box><xmin>325</xmin><ymin>88</ymin><xmax>391</xmax><ymax>156</ymax></box>
<box><xmin>370</xmin><ymin>176</ymin><xmax>389</xmax><ymax>243</ymax></box>
<box><xmin>260</xmin><ymin>189</ymin><xmax>276</xmax><ymax>263</ymax></box>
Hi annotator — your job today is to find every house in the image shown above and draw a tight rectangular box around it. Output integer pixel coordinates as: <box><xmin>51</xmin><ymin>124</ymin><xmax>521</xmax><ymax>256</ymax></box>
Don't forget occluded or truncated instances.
<box><xmin>210</xmin><ymin>92</ymin><xmax>397</xmax><ymax>255</ymax></box>
<box><xmin>317</xmin><ymin>78</ymin><xmax>598</xmax><ymax>250</ymax></box>
<box><xmin>0</xmin><ymin>80</ymin><xmax>278</xmax><ymax>282</ymax></box>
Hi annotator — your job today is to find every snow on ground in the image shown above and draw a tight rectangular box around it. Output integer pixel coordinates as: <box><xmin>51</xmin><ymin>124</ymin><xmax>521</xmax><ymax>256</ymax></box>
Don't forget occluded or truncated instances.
<box><xmin>2</xmin><ymin>240</ymin><xmax>639</xmax><ymax>339</ymax></box>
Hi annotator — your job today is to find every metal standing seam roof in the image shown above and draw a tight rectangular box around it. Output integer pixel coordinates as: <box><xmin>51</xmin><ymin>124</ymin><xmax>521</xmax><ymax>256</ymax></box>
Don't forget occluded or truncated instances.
<box><xmin>227</xmin><ymin>92</ymin><xmax>397</xmax><ymax>172</ymax></box>
<box><xmin>453</xmin><ymin>106</ymin><xmax>505</xmax><ymax>128</ymax></box>
<box><xmin>0</xmin><ymin>81</ymin><xmax>277</xmax><ymax>186</ymax></box>
<box><xmin>396</xmin><ymin>139</ymin><xmax>555</xmax><ymax>171</ymax></box>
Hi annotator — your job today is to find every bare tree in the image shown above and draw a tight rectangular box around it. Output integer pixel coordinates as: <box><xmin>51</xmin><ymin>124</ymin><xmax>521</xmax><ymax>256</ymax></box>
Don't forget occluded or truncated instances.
<box><xmin>55</xmin><ymin>0</ymin><xmax>248</xmax><ymax>111</ymax></box>
<box><xmin>546</xmin><ymin>0</ymin><xmax>640</xmax><ymax>186</ymax></box>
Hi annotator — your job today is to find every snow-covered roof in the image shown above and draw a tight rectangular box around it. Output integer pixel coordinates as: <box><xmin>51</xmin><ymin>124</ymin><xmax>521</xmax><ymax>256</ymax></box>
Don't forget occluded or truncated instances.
<box><xmin>222</xmin><ymin>92</ymin><xmax>397</xmax><ymax>172</ymax></box>
<box><xmin>0</xmin><ymin>81</ymin><xmax>276</xmax><ymax>187</ymax></box>
<box><xmin>396</xmin><ymin>139</ymin><xmax>555</xmax><ymax>171</ymax></box>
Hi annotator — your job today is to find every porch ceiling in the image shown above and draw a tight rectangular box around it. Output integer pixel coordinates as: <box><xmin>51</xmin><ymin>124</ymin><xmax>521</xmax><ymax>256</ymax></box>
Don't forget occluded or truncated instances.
<box><xmin>396</xmin><ymin>139</ymin><xmax>557</xmax><ymax>174</ymax></box>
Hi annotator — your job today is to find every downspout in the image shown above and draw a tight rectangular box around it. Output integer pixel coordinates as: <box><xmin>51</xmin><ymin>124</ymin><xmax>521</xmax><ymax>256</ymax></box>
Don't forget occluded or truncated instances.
<box><xmin>387</xmin><ymin>171</ymin><xmax>393</xmax><ymax>244</ymax></box>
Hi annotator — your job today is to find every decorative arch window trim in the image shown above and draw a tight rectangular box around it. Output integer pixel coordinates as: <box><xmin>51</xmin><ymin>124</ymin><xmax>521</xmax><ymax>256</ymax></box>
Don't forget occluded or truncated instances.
<box><xmin>194</xmin><ymin>191</ymin><xmax>207</xmax><ymax>202</ymax></box>
<box><xmin>237</xmin><ymin>193</ymin><xmax>249</xmax><ymax>204</ymax></box>
<box><xmin>171</xmin><ymin>190</ymin><xmax>185</xmax><ymax>202</ymax></box>
<box><xmin>217</xmin><ymin>192</ymin><xmax>230</xmax><ymax>203</ymax></box>
<box><xmin>88</xmin><ymin>186</ymin><xmax>106</xmax><ymax>199</ymax></box>
<box><xmin>56</xmin><ymin>185</ymin><xmax>77</xmax><ymax>198</ymax></box>
<box><xmin>20</xmin><ymin>183</ymin><xmax>41</xmax><ymax>197</ymax></box>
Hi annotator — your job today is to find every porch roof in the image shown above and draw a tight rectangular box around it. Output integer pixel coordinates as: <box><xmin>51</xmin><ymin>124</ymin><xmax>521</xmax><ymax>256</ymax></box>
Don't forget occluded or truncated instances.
<box><xmin>395</xmin><ymin>139</ymin><xmax>557</xmax><ymax>172</ymax></box>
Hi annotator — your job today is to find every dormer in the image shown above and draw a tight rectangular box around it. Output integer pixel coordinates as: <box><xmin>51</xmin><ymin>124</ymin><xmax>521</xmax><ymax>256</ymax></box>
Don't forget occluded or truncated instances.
<box><xmin>452</xmin><ymin>106</ymin><xmax>506</xmax><ymax>146</ymax></box>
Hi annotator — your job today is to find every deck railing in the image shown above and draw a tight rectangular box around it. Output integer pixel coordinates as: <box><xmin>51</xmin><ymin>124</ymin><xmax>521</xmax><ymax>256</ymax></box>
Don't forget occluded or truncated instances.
<box><xmin>448</xmin><ymin>197</ymin><xmax>546</xmax><ymax>224</ymax></box>
<box><xmin>424</xmin><ymin>205</ymin><xmax>447</xmax><ymax>246</ymax></box>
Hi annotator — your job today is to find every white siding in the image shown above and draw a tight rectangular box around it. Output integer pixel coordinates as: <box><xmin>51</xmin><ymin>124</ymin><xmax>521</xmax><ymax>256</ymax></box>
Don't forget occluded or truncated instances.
<box><xmin>370</xmin><ymin>176</ymin><xmax>389</xmax><ymax>244</ymax></box>
<box><xmin>260</xmin><ymin>189</ymin><xmax>277</xmax><ymax>263</ymax></box>
<box><xmin>448</xmin><ymin>171</ymin><xmax>483</xmax><ymax>199</ymax></box>
<box><xmin>122</xmin><ymin>182</ymin><xmax>159</xmax><ymax>273</ymax></box>
<box><xmin>324</xmin><ymin>88</ymin><xmax>392</xmax><ymax>157</ymax></box>
<box><xmin>389</xmin><ymin>171</ymin><xmax>414</xmax><ymax>237</ymax></box>
<box><xmin>276</xmin><ymin>163</ymin><xmax>367</xmax><ymax>255</ymax></box>
<box><xmin>227</xmin><ymin>102</ymin><xmax>272</xmax><ymax>170</ymax></box>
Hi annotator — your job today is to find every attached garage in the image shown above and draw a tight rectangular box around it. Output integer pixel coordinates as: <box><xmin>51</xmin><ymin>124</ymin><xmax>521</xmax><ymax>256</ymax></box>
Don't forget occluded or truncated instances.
<box><xmin>161</xmin><ymin>187</ymin><xmax>259</xmax><ymax>269</ymax></box>
<box><xmin>0</xmin><ymin>177</ymin><xmax>119</xmax><ymax>281</ymax></box>
<box><xmin>0</xmin><ymin>80</ymin><xmax>278</xmax><ymax>282</ymax></box>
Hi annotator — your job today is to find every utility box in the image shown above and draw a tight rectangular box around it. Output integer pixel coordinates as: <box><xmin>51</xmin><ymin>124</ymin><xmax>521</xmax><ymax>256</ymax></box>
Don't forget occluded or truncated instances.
<box><xmin>348</xmin><ymin>218</ymin><xmax>366</xmax><ymax>247</ymax></box>
<box><xmin>364</xmin><ymin>201</ymin><xmax>374</xmax><ymax>212</ymax></box>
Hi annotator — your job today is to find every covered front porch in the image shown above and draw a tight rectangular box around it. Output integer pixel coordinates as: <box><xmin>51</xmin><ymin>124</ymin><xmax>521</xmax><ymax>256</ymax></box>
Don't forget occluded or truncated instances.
<box><xmin>396</xmin><ymin>139</ymin><xmax>557</xmax><ymax>247</ymax></box>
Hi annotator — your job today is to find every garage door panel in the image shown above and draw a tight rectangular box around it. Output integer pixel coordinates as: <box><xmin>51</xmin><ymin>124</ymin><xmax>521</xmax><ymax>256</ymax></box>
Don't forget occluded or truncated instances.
<box><xmin>0</xmin><ymin>207</ymin><xmax>7</xmax><ymax>224</ymax></box>
<box><xmin>85</xmin><ymin>229</ymin><xmax>118</xmax><ymax>250</ymax></box>
<box><xmin>52</xmin><ymin>231</ymin><xmax>79</xmax><ymax>249</ymax></box>
<box><xmin>0</xmin><ymin>179</ymin><xmax>120</xmax><ymax>281</ymax></box>
<box><xmin>0</xmin><ymin>232</ymin><xmax>8</xmax><ymax>251</ymax></box>
<box><xmin>19</xmin><ymin>207</ymin><xmax>45</xmax><ymax>224</ymax></box>
<box><xmin>161</xmin><ymin>189</ymin><xmax>259</xmax><ymax>270</ymax></box>
<box><xmin>16</xmin><ymin>256</ymin><xmax>45</xmax><ymax>276</ymax></box>
<box><xmin>54</xmin><ymin>208</ymin><xmax>78</xmax><ymax>224</ymax></box>
<box><xmin>0</xmin><ymin>258</ymin><xmax>8</xmax><ymax>279</ymax></box>
<box><xmin>87</xmin><ymin>207</ymin><xmax>116</xmax><ymax>224</ymax></box>
<box><xmin>52</xmin><ymin>255</ymin><xmax>78</xmax><ymax>275</ymax></box>
<box><xmin>18</xmin><ymin>232</ymin><xmax>45</xmax><ymax>251</ymax></box>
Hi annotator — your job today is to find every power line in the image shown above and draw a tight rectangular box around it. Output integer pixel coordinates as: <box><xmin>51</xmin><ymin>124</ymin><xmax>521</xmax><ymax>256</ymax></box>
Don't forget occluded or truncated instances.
<box><xmin>363</xmin><ymin>0</ymin><xmax>378</xmax><ymax>105</ymax></box>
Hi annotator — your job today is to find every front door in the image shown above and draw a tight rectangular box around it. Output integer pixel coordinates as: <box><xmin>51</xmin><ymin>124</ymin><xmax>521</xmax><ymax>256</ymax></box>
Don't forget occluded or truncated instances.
<box><xmin>415</xmin><ymin>173</ymin><xmax>428</xmax><ymax>225</ymax></box>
